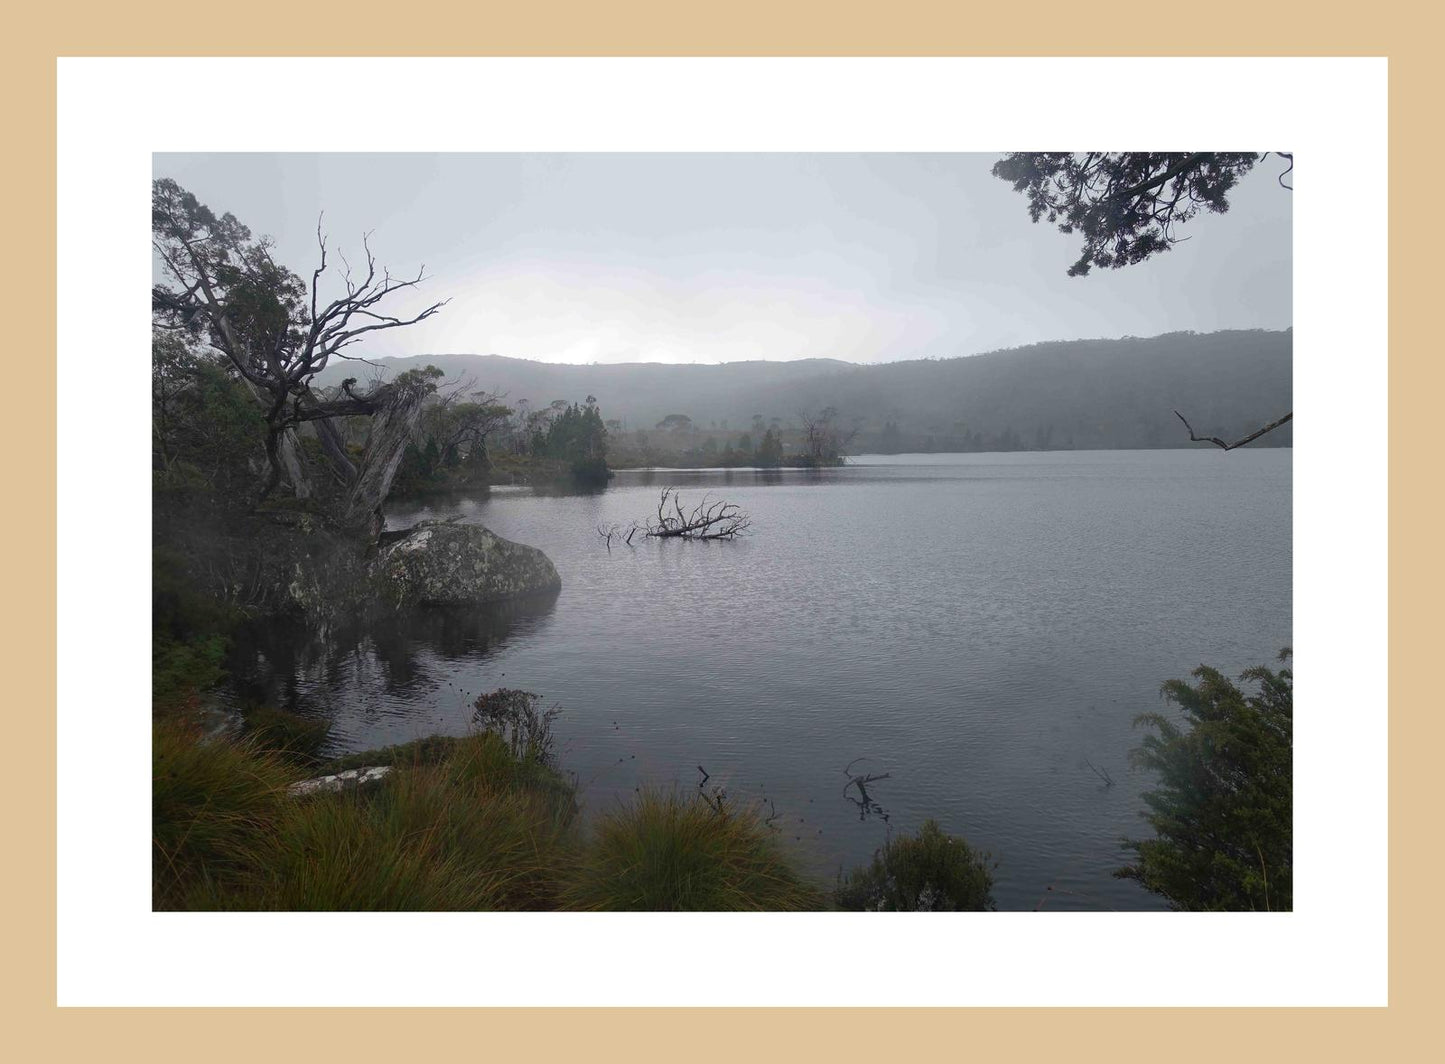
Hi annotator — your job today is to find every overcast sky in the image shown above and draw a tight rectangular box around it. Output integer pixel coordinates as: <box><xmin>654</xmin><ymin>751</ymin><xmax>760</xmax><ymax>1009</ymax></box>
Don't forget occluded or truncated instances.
<box><xmin>153</xmin><ymin>153</ymin><xmax>1291</xmax><ymax>365</ymax></box>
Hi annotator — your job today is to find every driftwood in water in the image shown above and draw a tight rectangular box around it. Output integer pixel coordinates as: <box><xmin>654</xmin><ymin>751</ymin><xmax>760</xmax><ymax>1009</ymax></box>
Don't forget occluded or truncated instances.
<box><xmin>642</xmin><ymin>488</ymin><xmax>751</xmax><ymax>540</ymax></box>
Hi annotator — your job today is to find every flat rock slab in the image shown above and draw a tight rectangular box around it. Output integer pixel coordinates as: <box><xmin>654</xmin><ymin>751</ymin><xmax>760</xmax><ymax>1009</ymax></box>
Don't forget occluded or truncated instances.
<box><xmin>287</xmin><ymin>765</ymin><xmax>392</xmax><ymax>797</ymax></box>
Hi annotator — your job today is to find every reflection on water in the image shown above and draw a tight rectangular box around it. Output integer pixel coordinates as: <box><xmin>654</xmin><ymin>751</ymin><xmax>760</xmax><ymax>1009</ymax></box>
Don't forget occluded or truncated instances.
<box><xmin>224</xmin><ymin>593</ymin><xmax>560</xmax><ymax>721</ymax></box>
<box><xmin>220</xmin><ymin>450</ymin><xmax>1291</xmax><ymax>910</ymax></box>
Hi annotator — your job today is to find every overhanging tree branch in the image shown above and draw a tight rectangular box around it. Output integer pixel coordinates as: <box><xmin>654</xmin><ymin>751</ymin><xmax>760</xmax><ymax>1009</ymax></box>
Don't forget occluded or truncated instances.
<box><xmin>1173</xmin><ymin>410</ymin><xmax>1294</xmax><ymax>451</ymax></box>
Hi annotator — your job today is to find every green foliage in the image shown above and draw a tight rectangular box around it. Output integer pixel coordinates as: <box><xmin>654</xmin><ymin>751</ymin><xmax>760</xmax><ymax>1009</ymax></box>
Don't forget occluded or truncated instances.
<box><xmin>152</xmin><ymin>331</ymin><xmax>267</xmax><ymax>504</ymax></box>
<box><xmin>755</xmin><ymin>428</ymin><xmax>784</xmax><ymax>467</ymax></box>
<box><xmin>992</xmin><ymin>152</ymin><xmax>1264</xmax><ymax>276</ymax></box>
<box><xmin>152</xmin><ymin>633</ymin><xmax>228</xmax><ymax>712</ymax></box>
<box><xmin>152</xmin><ymin>178</ymin><xmax>309</xmax><ymax>351</ymax></box>
<box><xmin>152</xmin><ymin>547</ymin><xmax>242</xmax><ymax>711</ymax></box>
<box><xmin>564</xmin><ymin>789</ymin><xmax>825</xmax><ymax>911</ymax></box>
<box><xmin>836</xmin><ymin>819</ymin><xmax>995</xmax><ymax>911</ymax></box>
<box><xmin>1119</xmin><ymin>651</ymin><xmax>1292</xmax><ymax>911</ymax></box>
<box><xmin>539</xmin><ymin>400</ymin><xmax>609</xmax><ymax>480</ymax></box>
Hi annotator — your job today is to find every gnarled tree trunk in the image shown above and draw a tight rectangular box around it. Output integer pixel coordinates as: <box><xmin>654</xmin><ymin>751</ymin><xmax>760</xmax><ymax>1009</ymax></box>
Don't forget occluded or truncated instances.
<box><xmin>338</xmin><ymin>383</ymin><xmax>430</xmax><ymax>538</ymax></box>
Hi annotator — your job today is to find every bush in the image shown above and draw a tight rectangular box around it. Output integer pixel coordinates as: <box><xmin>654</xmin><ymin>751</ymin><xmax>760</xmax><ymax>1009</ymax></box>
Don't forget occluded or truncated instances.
<box><xmin>1118</xmin><ymin>651</ymin><xmax>1292</xmax><ymax>911</ymax></box>
<box><xmin>568</xmin><ymin>455</ymin><xmax>611</xmax><ymax>486</ymax></box>
<box><xmin>472</xmin><ymin>688</ymin><xmax>561</xmax><ymax>767</ymax></box>
<box><xmin>564</xmin><ymin>789</ymin><xmax>825</xmax><ymax>911</ymax></box>
<box><xmin>836</xmin><ymin>819</ymin><xmax>995</xmax><ymax>911</ymax></box>
<box><xmin>152</xmin><ymin>633</ymin><xmax>228</xmax><ymax>712</ymax></box>
<box><xmin>152</xmin><ymin>546</ymin><xmax>238</xmax><ymax>712</ymax></box>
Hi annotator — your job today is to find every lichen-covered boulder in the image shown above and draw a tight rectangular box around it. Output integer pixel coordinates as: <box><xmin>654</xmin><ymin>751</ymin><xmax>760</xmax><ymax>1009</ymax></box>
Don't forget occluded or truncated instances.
<box><xmin>372</xmin><ymin>520</ymin><xmax>561</xmax><ymax>607</ymax></box>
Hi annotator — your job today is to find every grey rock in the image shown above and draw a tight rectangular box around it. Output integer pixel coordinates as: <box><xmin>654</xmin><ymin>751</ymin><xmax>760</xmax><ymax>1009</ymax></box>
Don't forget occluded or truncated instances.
<box><xmin>287</xmin><ymin>765</ymin><xmax>392</xmax><ymax>797</ymax></box>
<box><xmin>371</xmin><ymin>520</ymin><xmax>562</xmax><ymax>608</ymax></box>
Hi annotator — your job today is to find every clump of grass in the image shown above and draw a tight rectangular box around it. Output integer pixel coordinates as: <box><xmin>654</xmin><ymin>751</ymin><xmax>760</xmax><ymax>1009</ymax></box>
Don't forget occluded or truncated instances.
<box><xmin>241</xmin><ymin>704</ymin><xmax>332</xmax><ymax>764</ymax></box>
<box><xmin>154</xmin><ymin>719</ymin><xmax>829</xmax><ymax>912</ymax></box>
<box><xmin>257</xmin><ymin>735</ymin><xmax>576</xmax><ymax>910</ymax></box>
<box><xmin>157</xmin><ymin>728</ymin><xmax>579</xmax><ymax>911</ymax></box>
<box><xmin>152</xmin><ymin>719</ymin><xmax>298</xmax><ymax>910</ymax></box>
<box><xmin>836</xmin><ymin>819</ymin><xmax>996</xmax><ymax>911</ymax></box>
<box><xmin>563</xmin><ymin>789</ymin><xmax>825</xmax><ymax>911</ymax></box>
<box><xmin>313</xmin><ymin>734</ymin><xmax>463</xmax><ymax>775</ymax></box>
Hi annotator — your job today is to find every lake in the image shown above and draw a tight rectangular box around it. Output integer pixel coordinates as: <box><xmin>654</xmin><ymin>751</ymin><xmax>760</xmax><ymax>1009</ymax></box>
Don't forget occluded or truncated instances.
<box><xmin>226</xmin><ymin>449</ymin><xmax>1292</xmax><ymax>911</ymax></box>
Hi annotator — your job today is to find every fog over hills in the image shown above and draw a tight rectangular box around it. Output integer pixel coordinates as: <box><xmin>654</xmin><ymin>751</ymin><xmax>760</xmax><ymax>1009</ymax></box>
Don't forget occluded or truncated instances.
<box><xmin>317</xmin><ymin>329</ymin><xmax>1292</xmax><ymax>452</ymax></box>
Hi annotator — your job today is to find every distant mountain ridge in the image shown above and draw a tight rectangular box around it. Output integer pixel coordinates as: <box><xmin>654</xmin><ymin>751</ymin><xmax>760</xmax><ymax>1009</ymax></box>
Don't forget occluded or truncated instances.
<box><xmin>315</xmin><ymin>330</ymin><xmax>1292</xmax><ymax>451</ymax></box>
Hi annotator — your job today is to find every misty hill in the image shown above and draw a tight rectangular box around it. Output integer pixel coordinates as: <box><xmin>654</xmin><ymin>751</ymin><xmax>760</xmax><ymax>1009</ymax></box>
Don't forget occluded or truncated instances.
<box><xmin>316</xmin><ymin>329</ymin><xmax>1292</xmax><ymax>452</ymax></box>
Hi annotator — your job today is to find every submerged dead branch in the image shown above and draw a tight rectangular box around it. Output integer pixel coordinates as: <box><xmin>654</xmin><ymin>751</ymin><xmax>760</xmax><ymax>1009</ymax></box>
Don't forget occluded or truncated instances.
<box><xmin>843</xmin><ymin>757</ymin><xmax>892</xmax><ymax>822</ymax></box>
<box><xmin>642</xmin><ymin>488</ymin><xmax>751</xmax><ymax>540</ymax></box>
<box><xmin>596</xmin><ymin>521</ymin><xmax>641</xmax><ymax>552</ymax></box>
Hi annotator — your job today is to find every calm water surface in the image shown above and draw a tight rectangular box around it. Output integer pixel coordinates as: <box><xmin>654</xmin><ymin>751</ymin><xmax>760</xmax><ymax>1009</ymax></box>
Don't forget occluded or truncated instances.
<box><xmin>228</xmin><ymin>450</ymin><xmax>1292</xmax><ymax>911</ymax></box>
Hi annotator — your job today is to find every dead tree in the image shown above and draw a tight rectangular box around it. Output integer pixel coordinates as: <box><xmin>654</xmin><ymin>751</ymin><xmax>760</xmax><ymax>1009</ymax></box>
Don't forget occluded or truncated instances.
<box><xmin>797</xmin><ymin>407</ymin><xmax>858</xmax><ymax>465</ymax></box>
<box><xmin>641</xmin><ymin>488</ymin><xmax>751</xmax><ymax>540</ymax></box>
<box><xmin>151</xmin><ymin>178</ymin><xmax>447</xmax><ymax>532</ymax></box>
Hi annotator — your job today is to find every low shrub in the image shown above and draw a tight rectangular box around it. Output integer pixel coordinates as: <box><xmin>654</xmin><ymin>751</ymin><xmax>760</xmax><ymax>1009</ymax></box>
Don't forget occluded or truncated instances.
<box><xmin>836</xmin><ymin>819</ymin><xmax>995</xmax><ymax>911</ymax></box>
<box><xmin>152</xmin><ymin>633</ymin><xmax>228</xmax><ymax>712</ymax></box>
<box><xmin>472</xmin><ymin>689</ymin><xmax>561</xmax><ymax>767</ymax></box>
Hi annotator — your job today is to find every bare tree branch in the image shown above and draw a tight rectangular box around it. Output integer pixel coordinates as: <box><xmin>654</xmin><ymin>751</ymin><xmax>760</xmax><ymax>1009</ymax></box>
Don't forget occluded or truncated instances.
<box><xmin>1174</xmin><ymin>410</ymin><xmax>1294</xmax><ymax>451</ymax></box>
<box><xmin>640</xmin><ymin>488</ymin><xmax>751</xmax><ymax>540</ymax></box>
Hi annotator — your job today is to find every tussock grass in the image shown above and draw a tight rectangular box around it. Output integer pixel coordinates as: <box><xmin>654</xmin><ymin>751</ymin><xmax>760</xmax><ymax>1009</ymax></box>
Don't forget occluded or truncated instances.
<box><xmin>241</xmin><ymin>704</ymin><xmax>332</xmax><ymax>764</ymax></box>
<box><xmin>152</xmin><ymin>719</ymin><xmax>298</xmax><ymax>910</ymax></box>
<box><xmin>254</xmin><ymin>731</ymin><xmax>578</xmax><ymax>910</ymax></box>
<box><xmin>562</xmin><ymin>788</ymin><xmax>825</xmax><ymax>911</ymax></box>
<box><xmin>155</xmin><ymin>724</ymin><xmax>831</xmax><ymax>911</ymax></box>
<box><xmin>155</xmin><ymin>728</ymin><xmax>579</xmax><ymax>911</ymax></box>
